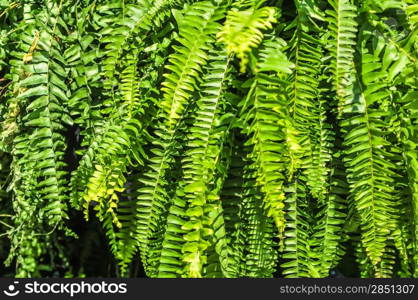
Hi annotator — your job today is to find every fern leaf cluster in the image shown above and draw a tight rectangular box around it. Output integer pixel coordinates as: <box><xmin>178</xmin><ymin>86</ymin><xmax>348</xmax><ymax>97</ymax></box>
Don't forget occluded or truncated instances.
<box><xmin>0</xmin><ymin>0</ymin><xmax>417</xmax><ymax>278</ymax></box>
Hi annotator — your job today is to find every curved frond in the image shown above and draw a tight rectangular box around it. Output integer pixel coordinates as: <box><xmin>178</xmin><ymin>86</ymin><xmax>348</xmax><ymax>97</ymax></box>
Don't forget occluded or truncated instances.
<box><xmin>217</xmin><ymin>4</ymin><xmax>276</xmax><ymax>72</ymax></box>
<box><xmin>342</xmin><ymin>49</ymin><xmax>400</xmax><ymax>270</ymax></box>
<box><xmin>326</xmin><ymin>0</ymin><xmax>358</xmax><ymax>114</ymax></box>
<box><xmin>136</xmin><ymin>1</ymin><xmax>225</xmax><ymax>277</ymax></box>
<box><xmin>3</xmin><ymin>2</ymin><xmax>72</xmax><ymax>276</ymax></box>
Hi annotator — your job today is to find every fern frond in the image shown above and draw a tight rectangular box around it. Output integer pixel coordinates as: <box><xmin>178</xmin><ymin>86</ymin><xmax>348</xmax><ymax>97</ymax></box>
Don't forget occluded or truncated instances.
<box><xmin>82</xmin><ymin>124</ymin><xmax>132</xmax><ymax>221</ymax></box>
<box><xmin>288</xmin><ymin>0</ymin><xmax>329</xmax><ymax>201</ymax></box>
<box><xmin>375</xmin><ymin>243</ymin><xmax>397</xmax><ymax>278</ymax></box>
<box><xmin>306</xmin><ymin>97</ymin><xmax>335</xmax><ymax>201</ymax></box>
<box><xmin>156</xmin><ymin>49</ymin><xmax>233</xmax><ymax>278</ymax></box>
<box><xmin>111</xmin><ymin>178</ymin><xmax>141</xmax><ymax>277</ymax></box>
<box><xmin>312</xmin><ymin>148</ymin><xmax>348</xmax><ymax>276</ymax></box>
<box><xmin>77</xmin><ymin>117</ymin><xmax>146</xmax><ymax>270</ymax></box>
<box><xmin>217</xmin><ymin>4</ymin><xmax>276</xmax><ymax>72</ymax></box>
<box><xmin>69</xmin><ymin>38</ymin><xmax>161</xmax><ymax>209</ymax></box>
<box><xmin>177</xmin><ymin>50</ymin><xmax>231</xmax><ymax>278</ymax></box>
<box><xmin>14</xmin><ymin>19</ymin><xmax>70</xmax><ymax>227</ymax></box>
<box><xmin>4</xmin><ymin>1</ymin><xmax>73</xmax><ymax>276</ymax></box>
<box><xmin>397</xmin><ymin>75</ymin><xmax>418</xmax><ymax>276</ymax></box>
<box><xmin>241</xmin><ymin>162</ymin><xmax>277</xmax><ymax>277</ymax></box>
<box><xmin>101</xmin><ymin>0</ymin><xmax>180</xmax><ymax>96</ymax></box>
<box><xmin>65</xmin><ymin>0</ymin><xmax>104</xmax><ymax>146</ymax></box>
<box><xmin>326</xmin><ymin>0</ymin><xmax>358</xmax><ymax>114</ymax></box>
<box><xmin>136</xmin><ymin>1</ymin><xmax>225</xmax><ymax>277</ymax></box>
<box><xmin>240</xmin><ymin>39</ymin><xmax>296</xmax><ymax>237</ymax></box>
<box><xmin>281</xmin><ymin>176</ymin><xmax>317</xmax><ymax>277</ymax></box>
<box><xmin>342</xmin><ymin>51</ymin><xmax>400</xmax><ymax>268</ymax></box>
<box><xmin>219</xmin><ymin>136</ymin><xmax>247</xmax><ymax>277</ymax></box>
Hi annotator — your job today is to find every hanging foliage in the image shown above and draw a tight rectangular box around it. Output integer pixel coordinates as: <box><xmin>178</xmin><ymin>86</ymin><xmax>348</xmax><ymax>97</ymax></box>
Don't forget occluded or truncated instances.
<box><xmin>0</xmin><ymin>0</ymin><xmax>417</xmax><ymax>278</ymax></box>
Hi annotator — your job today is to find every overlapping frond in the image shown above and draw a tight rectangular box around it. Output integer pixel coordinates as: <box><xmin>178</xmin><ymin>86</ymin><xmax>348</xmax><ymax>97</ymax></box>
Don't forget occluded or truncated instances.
<box><xmin>281</xmin><ymin>176</ymin><xmax>317</xmax><ymax>277</ymax></box>
<box><xmin>179</xmin><ymin>50</ymin><xmax>232</xmax><ymax>278</ymax></box>
<box><xmin>240</xmin><ymin>39</ymin><xmax>296</xmax><ymax>237</ymax></box>
<box><xmin>326</xmin><ymin>0</ymin><xmax>357</xmax><ymax>114</ymax></box>
<box><xmin>288</xmin><ymin>0</ymin><xmax>331</xmax><ymax>202</ymax></box>
<box><xmin>101</xmin><ymin>0</ymin><xmax>181</xmax><ymax>94</ymax></box>
<box><xmin>2</xmin><ymin>1</ymin><xmax>72</xmax><ymax>277</ymax></box>
<box><xmin>342</xmin><ymin>50</ymin><xmax>400</xmax><ymax>272</ymax></box>
<box><xmin>1</xmin><ymin>0</ymin><xmax>418</xmax><ymax>279</ymax></box>
<box><xmin>217</xmin><ymin>3</ymin><xmax>276</xmax><ymax>72</ymax></box>
<box><xmin>136</xmin><ymin>1</ymin><xmax>225</xmax><ymax>277</ymax></box>
<box><xmin>219</xmin><ymin>137</ymin><xmax>247</xmax><ymax>277</ymax></box>
<box><xmin>241</xmin><ymin>162</ymin><xmax>277</xmax><ymax>278</ymax></box>
<box><xmin>312</xmin><ymin>148</ymin><xmax>348</xmax><ymax>276</ymax></box>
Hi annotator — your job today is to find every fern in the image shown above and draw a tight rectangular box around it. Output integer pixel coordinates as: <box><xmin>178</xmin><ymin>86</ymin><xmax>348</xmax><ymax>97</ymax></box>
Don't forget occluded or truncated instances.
<box><xmin>281</xmin><ymin>176</ymin><xmax>317</xmax><ymax>277</ymax></box>
<box><xmin>1</xmin><ymin>0</ymin><xmax>418</xmax><ymax>279</ymax></box>
<box><xmin>312</xmin><ymin>147</ymin><xmax>348</xmax><ymax>276</ymax></box>
<box><xmin>101</xmin><ymin>0</ymin><xmax>181</xmax><ymax>94</ymax></box>
<box><xmin>179</xmin><ymin>49</ymin><xmax>232</xmax><ymax>278</ymax></box>
<box><xmin>3</xmin><ymin>1</ymin><xmax>73</xmax><ymax>276</ymax></box>
<box><xmin>326</xmin><ymin>0</ymin><xmax>358</xmax><ymax>114</ymax></box>
<box><xmin>288</xmin><ymin>0</ymin><xmax>332</xmax><ymax>202</ymax></box>
<box><xmin>219</xmin><ymin>136</ymin><xmax>247</xmax><ymax>277</ymax></box>
<box><xmin>217</xmin><ymin>3</ymin><xmax>276</xmax><ymax>72</ymax></box>
<box><xmin>136</xmin><ymin>1</ymin><xmax>225</xmax><ymax>277</ymax></box>
<box><xmin>241</xmin><ymin>162</ymin><xmax>277</xmax><ymax>278</ymax></box>
<box><xmin>341</xmin><ymin>50</ymin><xmax>400</xmax><ymax>272</ymax></box>
<box><xmin>240</xmin><ymin>39</ymin><xmax>296</xmax><ymax>239</ymax></box>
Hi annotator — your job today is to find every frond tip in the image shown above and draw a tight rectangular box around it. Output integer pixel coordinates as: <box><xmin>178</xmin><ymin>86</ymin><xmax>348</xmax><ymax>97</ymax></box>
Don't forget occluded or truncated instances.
<box><xmin>217</xmin><ymin>5</ymin><xmax>276</xmax><ymax>72</ymax></box>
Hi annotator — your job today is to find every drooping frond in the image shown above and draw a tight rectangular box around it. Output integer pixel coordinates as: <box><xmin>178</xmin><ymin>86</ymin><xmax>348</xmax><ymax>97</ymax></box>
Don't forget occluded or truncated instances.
<box><xmin>281</xmin><ymin>176</ymin><xmax>317</xmax><ymax>277</ymax></box>
<box><xmin>239</xmin><ymin>38</ymin><xmax>296</xmax><ymax>237</ymax></box>
<box><xmin>64</xmin><ymin>0</ymin><xmax>105</xmax><ymax>145</ymax></box>
<box><xmin>3</xmin><ymin>1</ymin><xmax>73</xmax><ymax>276</ymax></box>
<box><xmin>288</xmin><ymin>0</ymin><xmax>330</xmax><ymax>202</ymax></box>
<box><xmin>326</xmin><ymin>0</ymin><xmax>358</xmax><ymax>114</ymax></box>
<box><xmin>219</xmin><ymin>136</ymin><xmax>247</xmax><ymax>277</ymax></box>
<box><xmin>341</xmin><ymin>47</ymin><xmax>400</xmax><ymax>272</ymax></box>
<box><xmin>217</xmin><ymin>3</ymin><xmax>276</xmax><ymax>72</ymax></box>
<box><xmin>178</xmin><ymin>50</ymin><xmax>232</xmax><ymax>278</ymax></box>
<box><xmin>81</xmin><ymin>120</ymin><xmax>143</xmax><ymax>223</ymax></box>
<box><xmin>241</xmin><ymin>162</ymin><xmax>277</xmax><ymax>278</ymax></box>
<box><xmin>312</xmin><ymin>146</ymin><xmax>348</xmax><ymax>276</ymax></box>
<box><xmin>136</xmin><ymin>1</ymin><xmax>226</xmax><ymax>277</ymax></box>
<box><xmin>101</xmin><ymin>0</ymin><xmax>181</xmax><ymax>94</ymax></box>
<box><xmin>306</xmin><ymin>96</ymin><xmax>335</xmax><ymax>202</ymax></box>
<box><xmin>156</xmin><ymin>49</ymin><xmax>232</xmax><ymax>278</ymax></box>
<box><xmin>399</xmin><ymin>92</ymin><xmax>418</xmax><ymax>276</ymax></box>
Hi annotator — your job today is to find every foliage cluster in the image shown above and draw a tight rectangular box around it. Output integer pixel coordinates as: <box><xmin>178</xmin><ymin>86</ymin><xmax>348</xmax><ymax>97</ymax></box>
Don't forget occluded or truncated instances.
<box><xmin>0</xmin><ymin>0</ymin><xmax>417</xmax><ymax>278</ymax></box>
